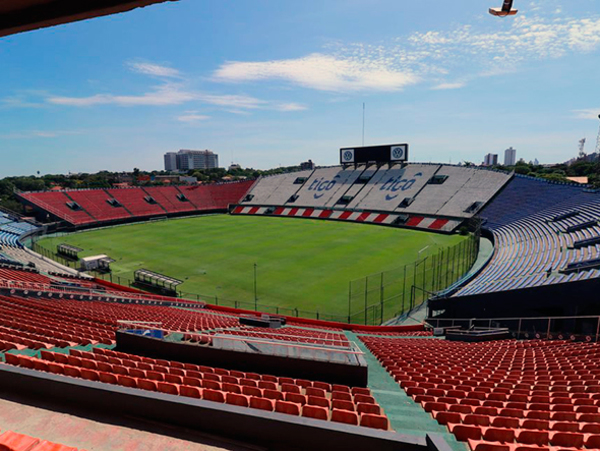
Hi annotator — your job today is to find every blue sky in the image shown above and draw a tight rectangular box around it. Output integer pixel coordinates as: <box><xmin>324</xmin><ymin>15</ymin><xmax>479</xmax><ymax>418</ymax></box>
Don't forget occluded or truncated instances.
<box><xmin>1</xmin><ymin>0</ymin><xmax>600</xmax><ymax>177</ymax></box>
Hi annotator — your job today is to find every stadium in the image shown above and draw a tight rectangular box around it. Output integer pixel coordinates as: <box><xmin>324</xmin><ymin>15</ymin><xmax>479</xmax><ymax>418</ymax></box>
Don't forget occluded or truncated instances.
<box><xmin>1</xmin><ymin>1</ymin><xmax>600</xmax><ymax>451</ymax></box>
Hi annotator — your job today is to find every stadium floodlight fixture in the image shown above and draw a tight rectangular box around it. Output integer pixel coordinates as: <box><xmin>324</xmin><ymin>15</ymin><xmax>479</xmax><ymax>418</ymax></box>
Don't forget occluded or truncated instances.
<box><xmin>489</xmin><ymin>0</ymin><xmax>518</xmax><ymax>17</ymax></box>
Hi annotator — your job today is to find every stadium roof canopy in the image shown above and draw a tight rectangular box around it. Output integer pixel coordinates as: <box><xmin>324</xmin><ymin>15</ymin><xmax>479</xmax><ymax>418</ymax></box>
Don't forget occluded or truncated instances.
<box><xmin>0</xmin><ymin>0</ymin><xmax>176</xmax><ymax>38</ymax></box>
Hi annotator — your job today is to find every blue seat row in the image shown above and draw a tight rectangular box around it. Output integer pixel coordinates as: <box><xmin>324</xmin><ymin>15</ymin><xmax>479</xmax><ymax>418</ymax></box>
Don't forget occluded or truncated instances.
<box><xmin>455</xmin><ymin>177</ymin><xmax>600</xmax><ymax>296</ymax></box>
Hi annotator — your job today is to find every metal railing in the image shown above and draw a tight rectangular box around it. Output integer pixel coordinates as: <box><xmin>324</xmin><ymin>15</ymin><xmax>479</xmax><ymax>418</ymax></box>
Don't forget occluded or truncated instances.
<box><xmin>427</xmin><ymin>315</ymin><xmax>600</xmax><ymax>341</ymax></box>
<box><xmin>17</xmin><ymin>194</ymin><xmax>74</xmax><ymax>224</ymax></box>
<box><xmin>120</xmin><ymin>323</ymin><xmax>365</xmax><ymax>366</ymax></box>
<box><xmin>0</xmin><ymin>280</ymin><xmax>204</xmax><ymax>308</ymax></box>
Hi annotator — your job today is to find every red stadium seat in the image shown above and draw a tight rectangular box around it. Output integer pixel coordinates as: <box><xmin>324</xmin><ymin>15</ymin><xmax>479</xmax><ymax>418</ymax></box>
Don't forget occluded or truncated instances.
<box><xmin>360</xmin><ymin>414</ymin><xmax>388</xmax><ymax>430</ymax></box>
<box><xmin>250</xmin><ymin>397</ymin><xmax>274</xmax><ymax>412</ymax></box>
<box><xmin>157</xmin><ymin>382</ymin><xmax>179</xmax><ymax>396</ymax></box>
<box><xmin>203</xmin><ymin>389</ymin><xmax>225</xmax><ymax>403</ymax></box>
<box><xmin>275</xmin><ymin>400</ymin><xmax>301</xmax><ymax>416</ymax></box>
<box><xmin>117</xmin><ymin>376</ymin><xmax>137</xmax><ymax>388</ymax></box>
<box><xmin>137</xmin><ymin>379</ymin><xmax>158</xmax><ymax>392</ymax></box>
<box><xmin>302</xmin><ymin>404</ymin><xmax>329</xmax><ymax>420</ymax></box>
<box><xmin>0</xmin><ymin>431</ymin><xmax>40</xmax><ymax>450</ymax></box>
<box><xmin>226</xmin><ymin>393</ymin><xmax>250</xmax><ymax>408</ymax></box>
<box><xmin>331</xmin><ymin>409</ymin><xmax>359</xmax><ymax>426</ymax></box>
<box><xmin>180</xmin><ymin>385</ymin><xmax>202</xmax><ymax>399</ymax></box>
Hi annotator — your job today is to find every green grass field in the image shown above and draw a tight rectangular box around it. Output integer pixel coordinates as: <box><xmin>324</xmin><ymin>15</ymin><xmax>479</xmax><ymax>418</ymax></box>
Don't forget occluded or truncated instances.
<box><xmin>38</xmin><ymin>215</ymin><xmax>466</xmax><ymax>319</ymax></box>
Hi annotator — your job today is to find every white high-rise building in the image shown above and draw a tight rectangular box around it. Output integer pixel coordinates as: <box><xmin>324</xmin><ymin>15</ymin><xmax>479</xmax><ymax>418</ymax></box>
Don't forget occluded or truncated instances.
<box><xmin>163</xmin><ymin>149</ymin><xmax>219</xmax><ymax>172</ymax></box>
<box><xmin>504</xmin><ymin>147</ymin><xmax>517</xmax><ymax>166</ymax></box>
<box><xmin>483</xmin><ymin>153</ymin><xmax>498</xmax><ymax>166</ymax></box>
<box><xmin>164</xmin><ymin>152</ymin><xmax>177</xmax><ymax>171</ymax></box>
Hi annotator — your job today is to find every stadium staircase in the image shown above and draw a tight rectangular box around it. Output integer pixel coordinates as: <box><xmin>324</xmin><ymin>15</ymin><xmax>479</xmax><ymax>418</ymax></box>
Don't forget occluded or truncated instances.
<box><xmin>140</xmin><ymin>187</ymin><xmax>170</xmax><ymax>215</ymax></box>
<box><xmin>345</xmin><ymin>330</ymin><xmax>464</xmax><ymax>450</ymax></box>
<box><xmin>61</xmin><ymin>191</ymin><xmax>98</xmax><ymax>222</ymax></box>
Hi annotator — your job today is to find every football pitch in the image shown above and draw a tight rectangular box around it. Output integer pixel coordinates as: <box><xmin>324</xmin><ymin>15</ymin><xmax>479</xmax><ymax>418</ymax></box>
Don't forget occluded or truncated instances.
<box><xmin>38</xmin><ymin>215</ymin><xmax>466</xmax><ymax>318</ymax></box>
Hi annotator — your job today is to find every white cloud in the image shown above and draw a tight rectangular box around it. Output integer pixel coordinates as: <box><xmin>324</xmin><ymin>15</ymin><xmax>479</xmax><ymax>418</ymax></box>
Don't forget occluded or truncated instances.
<box><xmin>47</xmin><ymin>83</ymin><xmax>306</xmax><ymax>113</ymax></box>
<box><xmin>404</xmin><ymin>14</ymin><xmax>600</xmax><ymax>76</ymax></box>
<box><xmin>275</xmin><ymin>103</ymin><xmax>307</xmax><ymax>112</ymax></box>
<box><xmin>573</xmin><ymin>109</ymin><xmax>600</xmax><ymax>120</ymax></box>
<box><xmin>45</xmin><ymin>57</ymin><xmax>308</xmax><ymax>113</ymax></box>
<box><xmin>197</xmin><ymin>94</ymin><xmax>266</xmax><ymax>109</ymax></box>
<box><xmin>0</xmin><ymin>129</ymin><xmax>82</xmax><ymax>139</ymax></box>
<box><xmin>213</xmin><ymin>13</ymin><xmax>600</xmax><ymax>93</ymax></box>
<box><xmin>128</xmin><ymin>62</ymin><xmax>181</xmax><ymax>78</ymax></box>
<box><xmin>176</xmin><ymin>111</ymin><xmax>210</xmax><ymax>123</ymax></box>
<box><xmin>48</xmin><ymin>83</ymin><xmax>195</xmax><ymax>107</ymax></box>
<box><xmin>431</xmin><ymin>82</ymin><xmax>465</xmax><ymax>90</ymax></box>
<box><xmin>214</xmin><ymin>53</ymin><xmax>418</xmax><ymax>92</ymax></box>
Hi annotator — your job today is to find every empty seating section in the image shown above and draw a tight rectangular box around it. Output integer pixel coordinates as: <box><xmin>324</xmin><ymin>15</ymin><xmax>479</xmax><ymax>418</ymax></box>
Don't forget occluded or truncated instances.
<box><xmin>0</xmin><ymin>267</ymin><xmax>51</xmax><ymax>285</ymax></box>
<box><xmin>235</xmin><ymin>164</ymin><xmax>513</xmax><ymax>232</ymax></box>
<box><xmin>0</xmin><ymin>265</ymin><xmax>394</xmax><ymax>432</ymax></box>
<box><xmin>142</xmin><ymin>186</ymin><xmax>196</xmax><ymax>213</ymax></box>
<box><xmin>107</xmin><ymin>188</ymin><xmax>165</xmax><ymax>216</ymax></box>
<box><xmin>349</xmin><ymin>164</ymin><xmax>440</xmax><ymax>211</ymax></box>
<box><xmin>0</xmin><ymin>265</ymin><xmax>242</xmax><ymax>350</ymax></box>
<box><xmin>242</xmin><ymin>170</ymin><xmax>314</xmax><ymax>205</ymax></box>
<box><xmin>357</xmin><ymin>330</ymin><xmax>433</xmax><ymax>337</ymax></box>
<box><xmin>481</xmin><ymin>176</ymin><xmax>584</xmax><ymax>231</ymax></box>
<box><xmin>1</xmin><ymin>294</ymin><xmax>236</xmax><ymax>341</ymax></box>
<box><xmin>339</xmin><ymin>164</ymin><xmax>377</xmax><ymax>202</ymax></box>
<box><xmin>0</xmin><ymin>252</ymin><xmax>17</xmax><ymax>265</ymax></box>
<box><xmin>208</xmin><ymin>326</ymin><xmax>350</xmax><ymax>347</ymax></box>
<box><xmin>0</xmin><ymin>231</ymin><xmax>19</xmax><ymax>247</ymax></box>
<box><xmin>20</xmin><ymin>191</ymin><xmax>94</xmax><ymax>225</ymax></box>
<box><xmin>175</xmin><ymin>185</ymin><xmax>211</xmax><ymax>210</ymax></box>
<box><xmin>457</xmin><ymin>189</ymin><xmax>600</xmax><ymax>296</ymax></box>
<box><xmin>0</xmin><ymin>213</ymin><xmax>40</xmax><ymax>250</ymax></box>
<box><xmin>289</xmin><ymin>167</ymin><xmax>364</xmax><ymax>208</ymax></box>
<box><xmin>0</xmin><ymin>213</ymin><xmax>37</xmax><ymax>236</ymax></box>
<box><xmin>4</xmin><ymin>346</ymin><xmax>389</xmax><ymax>431</ymax></box>
<box><xmin>362</xmin><ymin>335</ymin><xmax>600</xmax><ymax>450</ymax></box>
<box><xmin>205</xmin><ymin>180</ymin><xmax>254</xmax><ymax>208</ymax></box>
<box><xmin>0</xmin><ymin>295</ymin><xmax>114</xmax><ymax>348</ymax></box>
<box><xmin>0</xmin><ymin>246</ymin><xmax>77</xmax><ymax>276</ymax></box>
<box><xmin>67</xmin><ymin>190</ymin><xmax>131</xmax><ymax>221</ymax></box>
<box><xmin>402</xmin><ymin>165</ymin><xmax>473</xmax><ymax>215</ymax></box>
<box><xmin>410</xmin><ymin>167</ymin><xmax>511</xmax><ymax>218</ymax></box>
<box><xmin>20</xmin><ymin>181</ymin><xmax>254</xmax><ymax>226</ymax></box>
<box><xmin>170</xmin><ymin>182</ymin><xmax>254</xmax><ymax>211</ymax></box>
<box><xmin>0</xmin><ymin>288</ymin><xmax>240</xmax><ymax>351</ymax></box>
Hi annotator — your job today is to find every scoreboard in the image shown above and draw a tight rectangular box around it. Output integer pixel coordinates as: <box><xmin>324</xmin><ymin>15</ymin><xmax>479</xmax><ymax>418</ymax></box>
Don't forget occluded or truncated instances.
<box><xmin>339</xmin><ymin>143</ymin><xmax>408</xmax><ymax>165</ymax></box>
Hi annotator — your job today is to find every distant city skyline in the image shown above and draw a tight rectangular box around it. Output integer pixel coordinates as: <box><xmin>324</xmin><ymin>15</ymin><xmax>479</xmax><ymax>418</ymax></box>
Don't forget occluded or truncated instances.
<box><xmin>1</xmin><ymin>0</ymin><xmax>600</xmax><ymax>177</ymax></box>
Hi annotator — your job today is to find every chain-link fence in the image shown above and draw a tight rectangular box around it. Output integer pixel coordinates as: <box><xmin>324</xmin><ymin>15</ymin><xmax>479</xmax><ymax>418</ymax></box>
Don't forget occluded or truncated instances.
<box><xmin>348</xmin><ymin>232</ymin><xmax>480</xmax><ymax>325</ymax></box>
